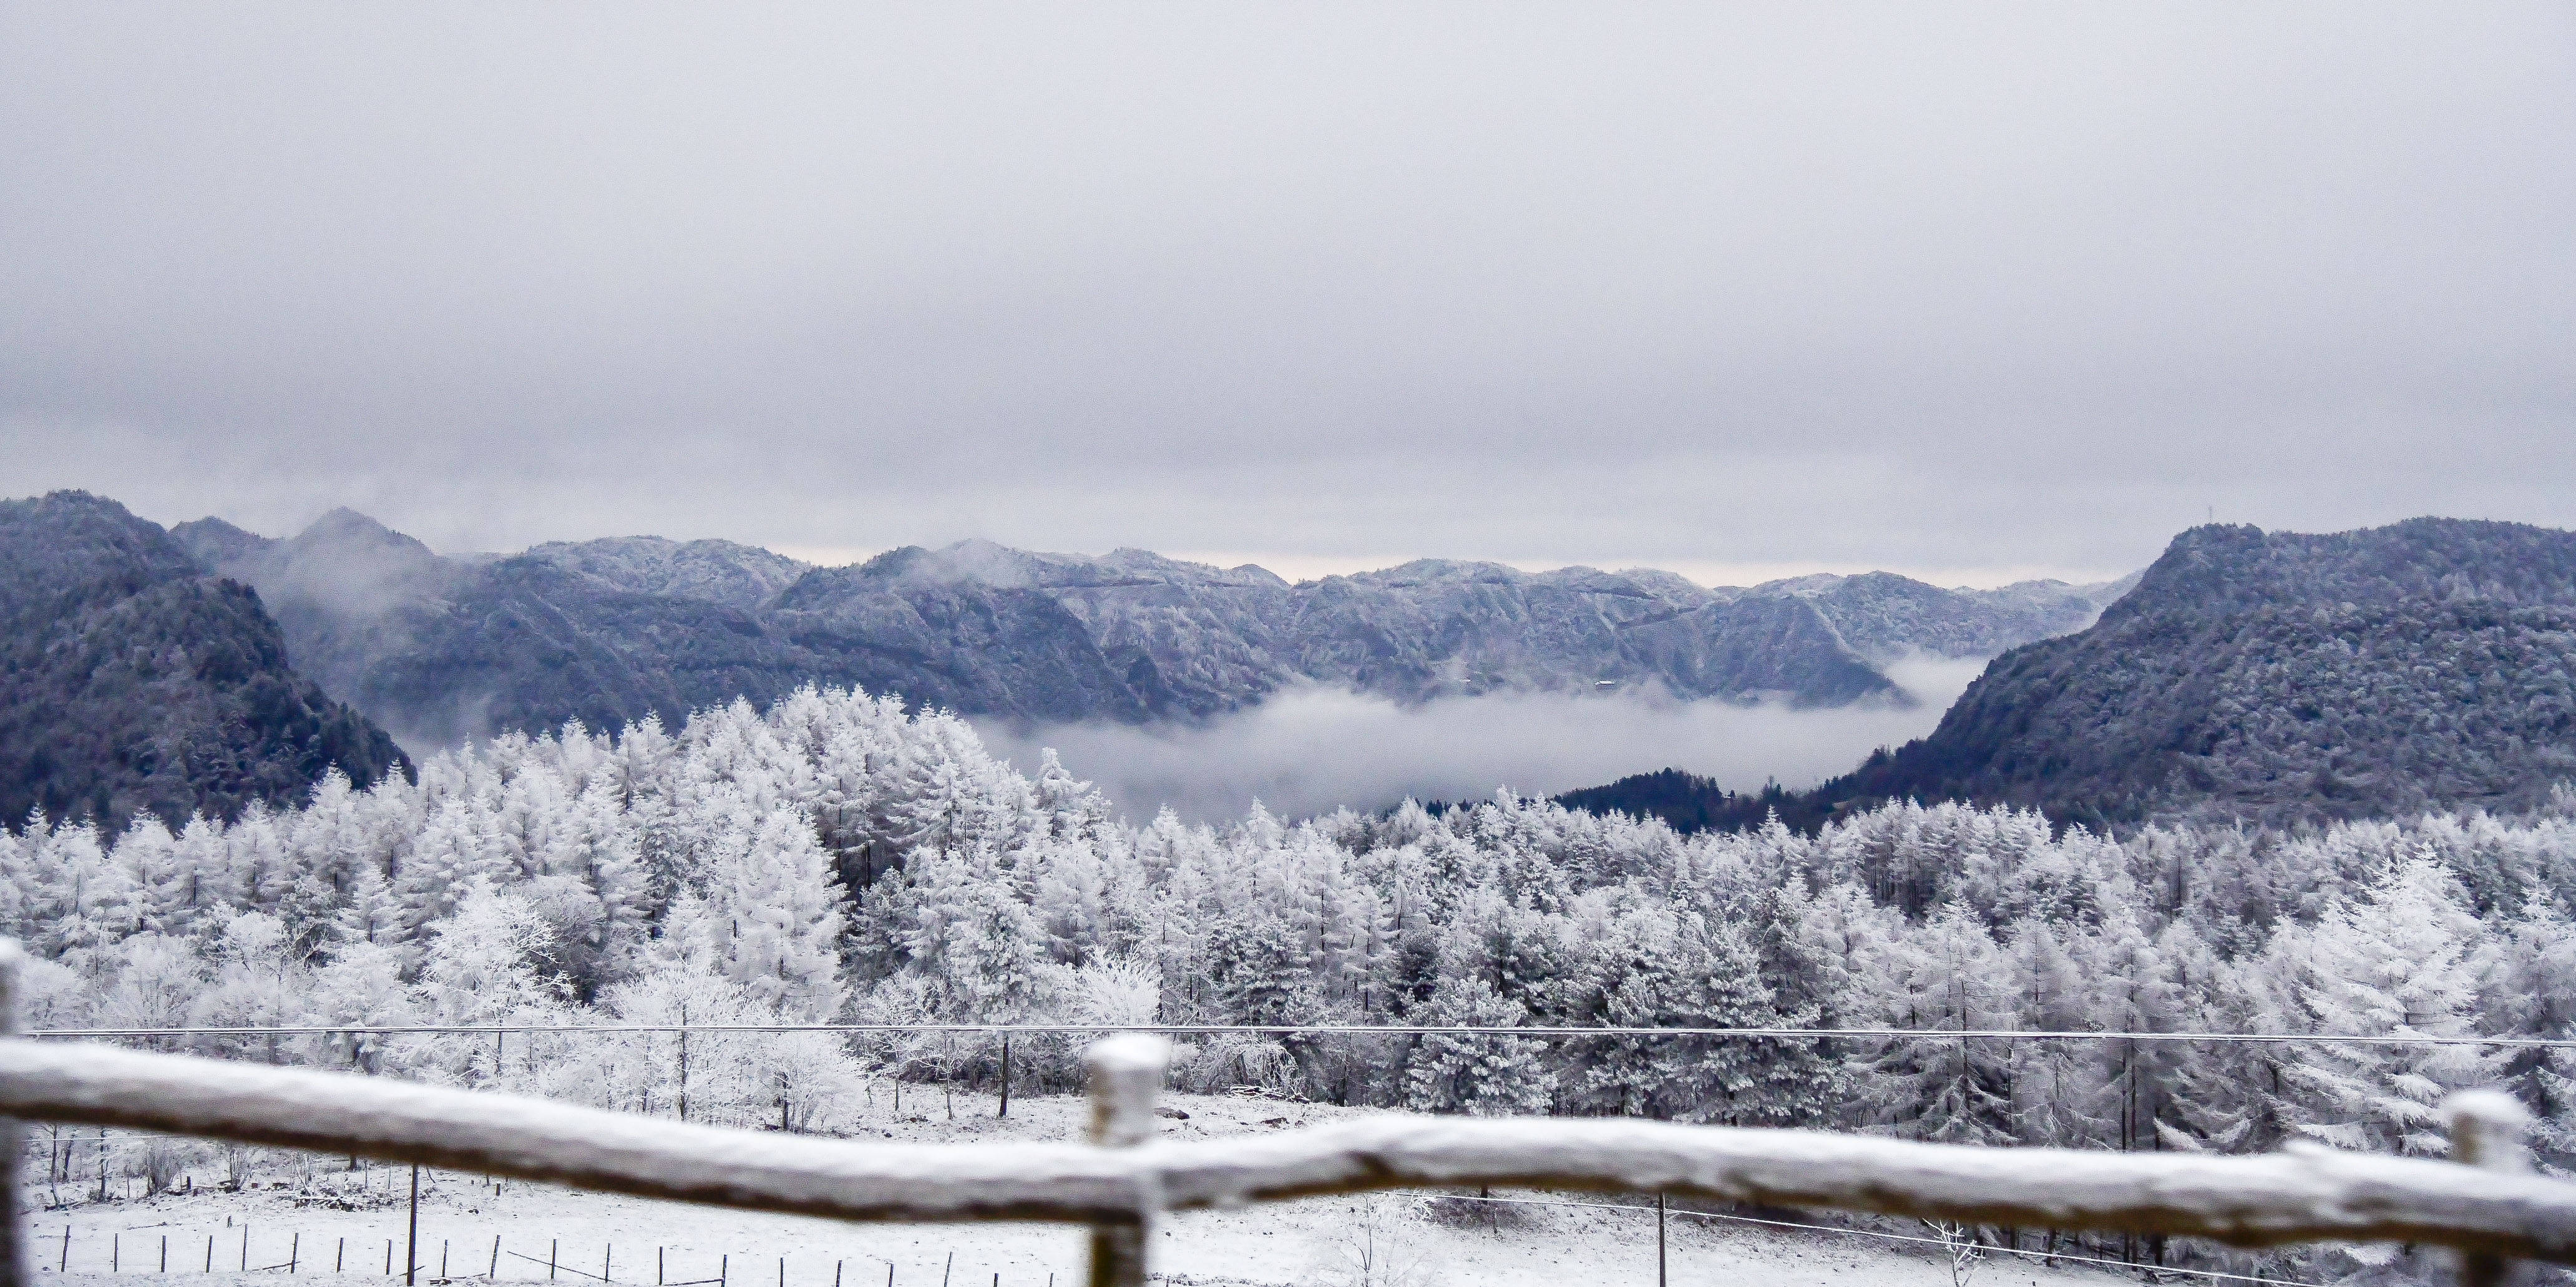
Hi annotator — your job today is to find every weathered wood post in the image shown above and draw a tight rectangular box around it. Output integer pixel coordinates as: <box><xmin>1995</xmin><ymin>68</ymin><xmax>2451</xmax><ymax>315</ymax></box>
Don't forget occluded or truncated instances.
<box><xmin>2447</xmin><ymin>1089</ymin><xmax>2532</xmax><ymax>1287</ymax></box>
<box><xmin>1083</xmin><ymin>1034</ymin><xmax>1169</xmax><ymax>1287</ymax></box>
<box><xmin>0</xmin><ymin>941</ymin><xmax>29</xmax><ymax>1287</ymax></box>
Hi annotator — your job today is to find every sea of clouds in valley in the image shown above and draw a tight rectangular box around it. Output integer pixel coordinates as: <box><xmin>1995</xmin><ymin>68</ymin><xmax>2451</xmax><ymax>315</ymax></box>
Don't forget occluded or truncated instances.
<box><xmin>978</xmin><ymin>655</ymin><xmax>1987</xmax><ymax>822</ymax></box>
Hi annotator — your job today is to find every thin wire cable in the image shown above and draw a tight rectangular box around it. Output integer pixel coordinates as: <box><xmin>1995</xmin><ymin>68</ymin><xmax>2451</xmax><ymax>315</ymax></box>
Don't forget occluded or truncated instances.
<box><xmin>28</xmin><ymin>1022</ymin><xmax>2574</xmax><ymax>1047</ymax></box>
<box><xmin>1416</xmin><ymin>1190</ymin><xmax>2326</xmax><ymax>1287</ymax></box>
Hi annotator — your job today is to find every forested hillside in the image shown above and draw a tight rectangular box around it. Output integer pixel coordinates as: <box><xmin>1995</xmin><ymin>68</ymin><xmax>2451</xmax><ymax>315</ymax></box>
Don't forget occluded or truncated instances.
<box><xmin>0</xmin><ymin>493</ymin><xmax>406</xmax><ymax>832</ymax></box>
<box><xmin>1831</xmin><ymin>520</ymin><xmax>2576</xmax><ymax>827</ymax></box>
<box><xmin>167</xmin><ymin>506</ymin><xmax>2126</xmax><ymax>744</ymax></box>
<box><xmin>8</xmin><ymin>682</ymin><xmax>2567</xmax><ymax>1284</ymax></box>
<box><xmin>1554</xmin><ymin>769</ymin><xmax>1829</xmax><ymax>835</ymax></box>
<box><xmin>1572</xmin><ymin>519</ymin><xmax>2576</xmax><ymax>832</ymax></box>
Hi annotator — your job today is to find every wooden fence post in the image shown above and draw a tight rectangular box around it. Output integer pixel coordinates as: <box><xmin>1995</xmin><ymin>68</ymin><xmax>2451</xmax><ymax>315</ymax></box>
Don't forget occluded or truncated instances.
<box><xmin>2448</xmin><ymin>1090</ymin><xmax>2532</xmax><ymax>1287</ymax></box>
<box><xmin>0</xmin><ymin>942</ymin><xmax>28</xmax><ymax>1287</ymax></box>
<box><xmin>1083</xmin><ymin>1034</ymin><xmax>1169</xmax><ymax>1287</ymax></box>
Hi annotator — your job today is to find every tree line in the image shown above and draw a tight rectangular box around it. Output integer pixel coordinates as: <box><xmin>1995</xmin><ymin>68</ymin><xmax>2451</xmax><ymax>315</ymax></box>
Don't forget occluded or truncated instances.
<box><xmin>3</xmin><ymin>686</ymin><xmax>2570</xmax><ymax>1275</ymax></box>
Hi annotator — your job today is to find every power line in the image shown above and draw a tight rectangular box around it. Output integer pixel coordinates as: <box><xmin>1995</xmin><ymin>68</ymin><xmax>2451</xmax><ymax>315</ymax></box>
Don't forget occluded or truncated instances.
<box><xmin>28</xmin><ymin>1022</ymin><xmax>2574</xmax><ymax>1047</ymax></box>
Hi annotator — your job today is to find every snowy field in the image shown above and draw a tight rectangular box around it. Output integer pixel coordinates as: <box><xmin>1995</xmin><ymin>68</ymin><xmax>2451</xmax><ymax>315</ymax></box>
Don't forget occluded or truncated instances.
<box><xmin>29</xmin><ymin>1091</ymin><xmax>2149</xmax><ymax>1287</ymax></box>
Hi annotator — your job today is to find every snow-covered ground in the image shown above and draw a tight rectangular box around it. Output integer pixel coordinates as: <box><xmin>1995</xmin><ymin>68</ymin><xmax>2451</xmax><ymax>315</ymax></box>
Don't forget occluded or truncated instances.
<box><xmin>29</xmin><ymin>1092</ymin><xmax>2149</xmax><ymax>1287</ymax></box>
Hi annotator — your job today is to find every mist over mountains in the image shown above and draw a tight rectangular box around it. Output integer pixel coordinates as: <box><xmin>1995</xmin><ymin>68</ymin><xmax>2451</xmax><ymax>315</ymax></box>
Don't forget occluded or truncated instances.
<box><xmin>982</xmin><ymin>653</ymin><xmax>1990</xmax><ymax>823</ymax></box>
<box><xmin>10</xmin><ymin>489</ymin><xmax>2576</xmax><ymax>838</ymax></box>
<box><xmin>167</xmin><ymin>503</ymin><xmax>2127</xmax><ymax>750</ymax></box>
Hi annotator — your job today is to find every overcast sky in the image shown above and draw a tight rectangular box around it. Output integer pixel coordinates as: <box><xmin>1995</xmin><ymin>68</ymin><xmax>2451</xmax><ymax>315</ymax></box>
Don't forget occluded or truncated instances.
<box><xmin>4</xmin><ymin>3</ymin><xmax>2570</xmax><ymax>587</ymax></box>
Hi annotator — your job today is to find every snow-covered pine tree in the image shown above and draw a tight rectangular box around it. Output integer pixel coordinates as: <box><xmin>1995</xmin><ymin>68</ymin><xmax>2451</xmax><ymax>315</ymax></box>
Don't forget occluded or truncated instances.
<box><xmin>1580</xmin><ymin>907</ymin><xmax>1837</xmax><ymax>1125</ymax></box>
<box><xmin>2271</xmin><ymin>855</ymin><xmax>2505</xmax><ymax>1155</ymax></box>
<box><xmin>700</xmin><ymin>806</ymin><xmax>847</xmax><ymax>1021</ymax></box>
<box><xmin>1851</xmin><ymin>905</ymin><xmax>2017</xmax><ymax>1145</ymax></box>
<box><xmin>1402</xmin><ymin>973</ymin><xmax>1554</xmax><ymax>1115</ymax></box>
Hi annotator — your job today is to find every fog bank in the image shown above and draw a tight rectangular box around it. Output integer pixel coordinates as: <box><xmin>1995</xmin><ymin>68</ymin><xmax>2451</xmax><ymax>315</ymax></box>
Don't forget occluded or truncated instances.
<box><xmin>977</xmin><ymin>656</ymin><xmax>1986</xmax><ymax>823</ymax></box>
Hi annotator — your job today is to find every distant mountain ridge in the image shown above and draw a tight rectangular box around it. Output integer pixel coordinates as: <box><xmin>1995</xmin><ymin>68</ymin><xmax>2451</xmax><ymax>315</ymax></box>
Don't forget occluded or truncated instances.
<box><xmin>164</xmin><ymin>505</ymin><xmax>2130</xmax><ymax>746</ymax></box>
<box><xmin>3</xmin><ymin>493</ymin><xmax>406</xmax><ymax>830</ymax></box>
<box><xmin>1760</xmin><ymin>568</ymin><xmax>2140</xmax><ymax>660</ymax></box>
<box><xmin>1563</xmin><ymin>518</ymin><xmax>2576</xmax><ymax>830</ymax></box>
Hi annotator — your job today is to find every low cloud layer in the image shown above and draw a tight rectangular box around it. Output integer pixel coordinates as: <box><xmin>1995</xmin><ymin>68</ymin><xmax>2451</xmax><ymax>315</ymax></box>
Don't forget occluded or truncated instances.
<box><xmin>6</xmin><ymin>6</ymin><xmax>2570</xmax><ymax>578</ymax></box>
<box><xmin>977</xmin><ymin>656</ymin><xmax>1987</xmax><ymax>823</ymax></box>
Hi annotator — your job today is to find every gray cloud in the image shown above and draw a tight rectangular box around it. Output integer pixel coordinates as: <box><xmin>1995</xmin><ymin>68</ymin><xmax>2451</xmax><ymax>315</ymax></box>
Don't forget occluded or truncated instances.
<box><xmin>977</xmin><ymin>656</ymin><xmax>1989</xmax><ymax>822</ymax></box>
<box><xmin>4</xmin><ymin>4</ymin><xmax>2570</xmax><ymax>578</ymax></box>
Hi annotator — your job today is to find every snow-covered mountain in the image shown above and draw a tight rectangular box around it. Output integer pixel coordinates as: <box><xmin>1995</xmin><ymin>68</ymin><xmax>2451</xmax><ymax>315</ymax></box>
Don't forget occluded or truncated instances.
<box><xmin>1837</xmin><ymin>518</ymin><xmax>2576</xmax><ymax>825</ymax></box>
<box><xmin>1570</xmin><ymin>518</ymin><xmax>2576</xmax><ymax>830</ymax></box>
<box><xmin>519</xmin><ymin>535</ymin><xmax>811</xmax><ymax>611</ymax></box>
<box><xmin>170</xmin><ymin>510</ymin><xmax>2132</xmax><ymax>745</ymax></box>
<box><xmin>2</xmin><ymin>494</ymin><xmax>405</xmax><ymax>830</ymax></box>
<box><xmin>869</xmin><ymin>543</ymin><xmax>1905</xmax><ymax>714</ymax></box>
<box><xmin>1750</xmin><ymin>568</ymin><xmax>2135</xmax><ymax>662</ymax></box>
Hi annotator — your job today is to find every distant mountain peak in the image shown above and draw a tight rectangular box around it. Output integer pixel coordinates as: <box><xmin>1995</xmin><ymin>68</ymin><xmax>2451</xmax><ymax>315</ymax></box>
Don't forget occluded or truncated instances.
<box><xmin>519</xmin><ymin>534</ymin><xmax>809</xmax><ymax>610</ymax></box>
<box><xmin>170</xmin><ymin>517</ymin><xmax>276</xmax><ymax>571</ymax></box>
<box><xmin>1737</xmin><ymin>566</ymin><xmax>2122</xmax><ymax>663</ymax></box>
<box><xmin>1756</xmin><ymin>572</ymin><xmax>1855</xmax><ymax>596</ymax></box>
<box><xmin>297</xmin><ymin>507</ymin><xmax>426</xmax><ymax>549</ymax></box>
<box><xmin>1344</xmin><ymin>558</ymin><xmax>1527</xmax><ymax>586</ymax></box>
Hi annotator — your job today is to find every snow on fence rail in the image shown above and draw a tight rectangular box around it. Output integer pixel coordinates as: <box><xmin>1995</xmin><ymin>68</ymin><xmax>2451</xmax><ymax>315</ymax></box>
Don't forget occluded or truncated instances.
<box><xmin>33</xmin><ymin>1021</ymin><xmax>2576</xmax><ymax>1047</ymax></box>
<box><xmin>0</xmin><ymin>954</ymin><xmax>2571</xmax><ymax>1287</ymax></box>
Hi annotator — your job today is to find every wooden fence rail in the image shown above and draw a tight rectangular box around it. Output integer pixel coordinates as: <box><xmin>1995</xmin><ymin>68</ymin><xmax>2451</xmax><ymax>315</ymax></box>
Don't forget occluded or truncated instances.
<box><xmin>0</xmin><ymin>953</ymin><xmax>2567</xmax><ymax>1285</ymax></box>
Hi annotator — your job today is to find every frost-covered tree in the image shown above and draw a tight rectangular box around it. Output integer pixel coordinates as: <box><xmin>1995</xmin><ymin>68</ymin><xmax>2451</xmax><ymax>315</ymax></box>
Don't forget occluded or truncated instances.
<box><xmin>696</xmin><ymin>806</ymin><xmax>846</xmax><ymax>1021</ymax></box>
<box><xmin>9</xmin><ymin>679</ymin><xmax>2570</xmax><ymax>1185</ymax></box>
<box><xmin>2271</xmin><ymin>857</ymin><xmax>2504</xmax><ymax>1155</ymax></box>
<box><xmin>1579</xmin><ymin>908</ymin><xmax>1836</xmax><ymax>1125</ymax></box>
<box><xmin>1852</xmin><ymin>906</ymin><xmax>2017</xmax><ymax>1145</ymax></box>
<box><xmin>1403</xmin><ymin>974</ymin><xmax>1554</xmax><ymax>1115</ymax></box>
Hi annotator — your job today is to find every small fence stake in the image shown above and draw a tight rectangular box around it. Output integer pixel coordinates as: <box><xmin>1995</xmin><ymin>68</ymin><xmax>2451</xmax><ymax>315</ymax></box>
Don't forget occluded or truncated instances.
<box><xmin>407</xmin><ymin>1165</ymin><xmax>422</xmax><ymax>1286</ymax></box>
<box><xmin>779</xmin><ymin>1256</ymin><xmax>785</xmax><ymax>1287</ymax></box>
<box><xmin>1656</xmin><ymin>1192</ymin><xmax>1667</xmax><ymax>1287</ymax></box>
<box><xmin>658</xmin><ymin>1246</ymin><xmax>665</xmax><ymax>1285</ymax></box>
<box><xmin>492</xmin><ymin>1235</ymin><xmax>502</xmax><ymax>1278</ymax></box>
<box><xmin>721</xmin><ymin>1253</ymin><xmax>728</xmax><ymax>1287</ymax></box>
<box><xmin>110</xmin><ymin>1233</ymin><xmax>118</xmax><ymax>1273</ymax></box>
<box><xmin>552</xmin><ymin>1237</ymin><xmax>561</xmax><ymax>1280</ymax></box>
<box><xmin>158</xmin><ymin>1233</ymin><xmax>165</xmax><ymax>1273</ymax></box>
<box><xmin>444</xmin><ymin>1239</ymin><xmax>452</xmax><ymax>1278</ymax></box>
<box><xmin>291</xmin><ymin>1232</ymin><xmax>301</xmax><ymax>1273</ymax></box>
<box><xmin>337</xmin><ymin>1236</ymin><xmax>345</xmax><ymax>1272</ymax></box>
<box><xmin>1081</xmin><ymin>1034</ymin><xmax>1169</xmax><ymax>1287</ymax></box>
<box><xmin>939</xmin><ymin>1252</ymin><xmax>951</xmax><ymax>1287</ymax></box>
<box><xmin>207</xmin><ymin>1235</ymin><xmax>215</xmax><ymax>1273</ymax></box>
<box><xmin>2448</xmin><ymin>1090</ymin><xmax>2533</xmax><ymax>1287</ymax></box>
<box><xmin>834</xmin><ymin>1260</ymin><xmax>842</xmax><ymax>1287</ymax></box>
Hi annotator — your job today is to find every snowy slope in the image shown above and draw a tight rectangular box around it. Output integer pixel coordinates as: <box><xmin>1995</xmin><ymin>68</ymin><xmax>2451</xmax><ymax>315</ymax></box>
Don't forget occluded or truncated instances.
<box><xmin>32</xmin><ymin>1092</ymin><xmax>2159</xmax><ymax>1287</ymax></box>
